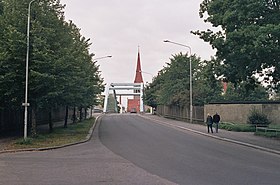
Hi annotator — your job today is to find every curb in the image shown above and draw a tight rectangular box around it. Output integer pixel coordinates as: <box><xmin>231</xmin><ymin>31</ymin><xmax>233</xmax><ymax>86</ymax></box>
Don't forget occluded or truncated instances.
<box><xmin>0</xmin><ymin>115</ymin><xmax>102</xmax><ymax>155</ymax></box>
<box><xmin>140</xmin><ymin>115</ymin><xmax>280</xmax><ymax>156</ymax></box>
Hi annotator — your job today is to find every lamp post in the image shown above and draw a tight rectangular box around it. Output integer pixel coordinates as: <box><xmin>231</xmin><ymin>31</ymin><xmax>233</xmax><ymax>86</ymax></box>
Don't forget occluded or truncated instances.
<box><xmin>91</xmin><ymin>55</ymin><xmax>112</xmax><ymax>116</ymax></box>
<box><xmin>164</xmin><ymin>40</ymin><xmax>193</xmax><ymax>123</ymax></box>
<box><xmin>93</xmin><ymin>55</ymin><xmax>112</xmax><ymax>63</ymax></box>
<box><xmin>139</xmin><ymin>70</ymin><xmax>154</xmax><ymax>82</ymax></box>
<box><xmin>23</xmin><ymin>0</ymin><xmax>39</xmax><ymax>140</ymax></box>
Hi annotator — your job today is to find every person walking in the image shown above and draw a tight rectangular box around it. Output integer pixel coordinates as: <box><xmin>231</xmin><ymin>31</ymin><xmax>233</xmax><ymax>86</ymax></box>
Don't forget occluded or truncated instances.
<box><xmin>206</xmin><ymin>113</ymin><xmax>213</xmax><ymax>133</ymax></box>
<box><xmin>213</xmin><ymin>112</ymin><xmax>221</xmax><ymax>133</ymax></box>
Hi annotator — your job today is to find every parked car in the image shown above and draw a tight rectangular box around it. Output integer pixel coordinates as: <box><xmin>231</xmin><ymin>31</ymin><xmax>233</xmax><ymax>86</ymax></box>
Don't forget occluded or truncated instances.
<box><xmin>130</xmin><ymin>108</ymin><xmax>137</xmax><ymax>113</ymax></box>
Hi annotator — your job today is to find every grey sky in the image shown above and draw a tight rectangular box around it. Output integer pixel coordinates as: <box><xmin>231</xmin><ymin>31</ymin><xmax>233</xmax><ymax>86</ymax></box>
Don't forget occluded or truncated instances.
<box><xmin>60</xmin><ymin>0</ymin><xmax>215</xmax><ymax>85</ymax></box>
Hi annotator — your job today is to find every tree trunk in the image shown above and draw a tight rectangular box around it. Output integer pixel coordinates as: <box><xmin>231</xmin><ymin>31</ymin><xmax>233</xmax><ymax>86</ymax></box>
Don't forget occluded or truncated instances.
<box><xmin>0</xmin><ymin>111</ymin><xmax>2</xmax><ymax>134</ymax></box>
<box><xmin>84</xmin><ymin>108</ymin><xmax>87</xmax><ymax>120</ymax></box>
<box><xmin>64</xmin><ymin>105</ymin><xmax>68</xmax><ymax>128</ymax></box>
<box><xmin>79</xmin><ymin>107</ymin><xmax>83</xmax><ymax>122</ymax></box>
<box><xmin>31</xmin><ymin>108</ymin><xmax>37</xmax><ymax>137</ymax></box>
<box><xmin>49</xmin><ymin>110</ymin><xmax>53</xmax><ymax>133</ymax></box>
<box><xmin>72</xmin><ymin>107</ymin><xmax>76</xmax><ymax>124</ymax></box>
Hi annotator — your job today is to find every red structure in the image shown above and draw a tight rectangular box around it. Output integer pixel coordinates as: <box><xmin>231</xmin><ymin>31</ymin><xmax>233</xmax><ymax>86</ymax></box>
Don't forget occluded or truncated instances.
<box><xmin>127</xmin><ymin>49</ymin><xmax>144</xmax><ymax>113</ymax></box>
<box><xmin>133</xmin><ymin>50</ymin><xmax>144</xmax><ymax>83</ymax></box>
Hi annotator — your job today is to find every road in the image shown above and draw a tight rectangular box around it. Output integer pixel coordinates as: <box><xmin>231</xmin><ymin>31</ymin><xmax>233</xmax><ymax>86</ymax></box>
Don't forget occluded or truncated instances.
<box><xmin>0</xmin><ymin>116</ymin><xmax>175</xmax><ymax>185</ymax></box>
<box><xmin>99</xmin><ymin>114</ymin><xmax>280</xmax><ymax>185</ymax></box>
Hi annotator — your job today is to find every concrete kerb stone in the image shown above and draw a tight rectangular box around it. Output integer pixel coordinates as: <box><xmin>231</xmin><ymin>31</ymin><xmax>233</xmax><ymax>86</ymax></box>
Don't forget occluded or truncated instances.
<box><xmin>140</xmin><ymin>114</ymin><xmax>280</xmax><ymax>156</ymax></box>
<box><xmin>0</xmin><ymin>115</ymin><xmax>102</xmax><ymax>155</ymax></box>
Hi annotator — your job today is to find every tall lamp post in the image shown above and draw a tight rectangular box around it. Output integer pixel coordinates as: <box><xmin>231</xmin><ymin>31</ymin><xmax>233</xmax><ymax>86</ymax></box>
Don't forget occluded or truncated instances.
<box><xmin>23</xmin><ymin>0</ymin><xmax>39</xmax><ymax>140</ymax></box>
<box><xmin>93</xmin><ymin>55</ymin><xmax>112</xmax><ymax>63</ymax></box>
<box><xmin>164</xmin><ymin>40</ymin><xmax>193</xmax><ymax>123</ymax></box>
<box><xmin>91</xmin><ymin>55</ymin><xmax>112</xmax><ymax>116</ymax></box>
<box><xmin>139</xmin><ymin>70</ymin><xmax>154</xmax><ymax>82</ymax></box>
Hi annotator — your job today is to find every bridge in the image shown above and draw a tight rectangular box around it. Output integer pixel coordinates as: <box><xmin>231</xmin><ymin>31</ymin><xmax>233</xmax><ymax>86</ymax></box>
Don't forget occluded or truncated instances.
<box><xmin>103</xmin><ymin>82</ymin><xmax>145</xmax><ymax>113</ymax></box>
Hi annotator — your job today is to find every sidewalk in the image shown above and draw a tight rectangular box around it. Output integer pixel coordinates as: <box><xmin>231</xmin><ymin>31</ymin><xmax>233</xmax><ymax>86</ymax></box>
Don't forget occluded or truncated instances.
<box><xmin>140</xmin><ymin>114</ymin><xmax>280</xmax><ymax>155</ymax></box>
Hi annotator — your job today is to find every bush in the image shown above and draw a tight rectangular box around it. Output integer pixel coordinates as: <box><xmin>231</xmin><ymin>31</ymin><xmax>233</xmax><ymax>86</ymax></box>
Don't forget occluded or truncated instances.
<box><xmin>247</xmin><ymin>107</ymin><xmax>271</xmax><ymax>126</ymax></box>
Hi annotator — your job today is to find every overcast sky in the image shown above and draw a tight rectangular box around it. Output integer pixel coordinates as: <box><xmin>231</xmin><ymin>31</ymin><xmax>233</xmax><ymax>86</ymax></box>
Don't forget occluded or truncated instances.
<box><xmin>60</xmin><ymin>0</ymin><xmax>215</xmax><ymax>86</ymax></box>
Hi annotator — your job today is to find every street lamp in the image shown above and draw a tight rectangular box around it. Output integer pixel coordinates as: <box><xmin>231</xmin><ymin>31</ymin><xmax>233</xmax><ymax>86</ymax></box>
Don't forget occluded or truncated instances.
<box><xmin>164</xmin><ymin>40</ymin><xmax>193</xmax><ymax>123</ymax></box>
<box><xmin>139</xmin><ymin>70</ymin><xmax>154</xmax><ymax>82</ymax></box>
<box><xmin>93</xmin><ymin>55</ymin><xmax>112</xmax><ymax>63</ymax></box>
<box><xmin>23</xmin><ymin>0</ymin><xmax>39</xmax><ymax>140</ymax></box>
<box><xmin>91</xmin><ymin>55</ymin><xmax>112</xmax><ymax>116</ymax></box>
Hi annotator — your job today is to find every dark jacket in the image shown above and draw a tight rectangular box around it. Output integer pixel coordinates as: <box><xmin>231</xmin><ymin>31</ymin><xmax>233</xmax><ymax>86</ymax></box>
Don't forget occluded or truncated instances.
<box><xmin>213</xmin><ymin>114</ymin><xmax>220</xmax><ymax>123</ymax></box>
<box><xmin>206</xmin><ymin>115</ymin><xmax>213</xmax><ymax>125</ymax></box>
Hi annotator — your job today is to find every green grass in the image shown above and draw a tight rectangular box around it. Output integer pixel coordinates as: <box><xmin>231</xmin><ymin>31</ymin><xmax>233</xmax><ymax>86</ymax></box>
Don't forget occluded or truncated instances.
<box><xmin>7</xmin><ymin>118</ymin><xmax>95</xmax><ymax>150</ymax></box>
<box><xmin>268</xmin><ymin>124</ymin><xmax>280</xmax><ymax>129</ymax></box>
<box><xmin>255</xmin><ymin>131</ymin><xmax>280</xmax><ymax>138</ymax></box>
<box><xmin>219</xmin><ymin>122</ymin><xmax>280</xmax><ymax>138</ymax></box>
<box><xmin>219</xmin><ymin>122</ymin><xmax>255</xmax><ymax>132</ymax></box>
<box><xmin>255</xmin><ymin>124</ymin><xmax>280</xmax><ymax>138</ymax></box>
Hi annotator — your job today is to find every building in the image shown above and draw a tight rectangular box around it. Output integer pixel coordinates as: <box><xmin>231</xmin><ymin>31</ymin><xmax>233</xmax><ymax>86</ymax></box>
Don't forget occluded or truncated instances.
<box><xmin>127</xmin><ymin>49</ymin><xmax>144</xmax><ymax>113</ymax></box>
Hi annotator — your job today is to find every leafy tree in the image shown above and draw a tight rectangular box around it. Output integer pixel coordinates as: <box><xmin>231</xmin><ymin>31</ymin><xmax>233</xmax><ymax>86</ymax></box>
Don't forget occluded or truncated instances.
<box><xmin>159</xmin><ymin>53</ymin><xmax>193</xmax><ymax>107</ymax></box>
<box><xmin>0</xmin><ymin>0</ymin><xmax>104</xmax><ymax>135</ymax></box>
<box><xmin>193</xmin><ymin>57</ymin><xmax>223</xmax><ymax>105</ymax></box>
<box><xmin>193</xmin><ymin>0</ymin><xmax>280</xmax><ymax>92</ymax></box>
<box><xmin>29</xmin><ymin>0</ymin><xmax>67</xmax><ymax>133</ymax></box>
<box><xmin>144</xmin><ymin>53</ymin><xmax>223</xmax><ymax>107</ymax></box>
<box><xmin>144</xmin><ymin>74</ymin><xmax>163</xmax><ymax>108</ymax></box>
<box><xmin>223</xmin><ymin>82</ymin><xmax>269</xmax><ymax>101</ymax></box>
<box><xmin>0</xmin><ymin>0</ymin><xmax>3</xmax><ymax>15</ymax></box>
<box><xmin>0</xmin><ymin>0</ymin><xmax>28</xmax><ymax>110</ymax></box>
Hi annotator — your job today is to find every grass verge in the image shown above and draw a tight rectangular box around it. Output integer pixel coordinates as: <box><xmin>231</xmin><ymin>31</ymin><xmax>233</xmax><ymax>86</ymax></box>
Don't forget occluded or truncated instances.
<box><xmin>255</xmin><ymin>124</ymin><xmax>280</xmax><ymax>138</ymax></box>
<box><xmin>3</xmin><ymin>118</ymin><xmax>95</xmax><ymax>151</ymax></box>
<box><xmin>220</xmin><ymin>122</ymin><xmax>280</xmax><ymax>138</ymax></box>
<box><xmin>219</xmin><ymin>122</ymin><xmax>255</xmax><ymax>132</ymax></box>
<box><xmin>255</xmin><ymin>131</ymin><xmax>280</xmax><ymax>138</ymax></box>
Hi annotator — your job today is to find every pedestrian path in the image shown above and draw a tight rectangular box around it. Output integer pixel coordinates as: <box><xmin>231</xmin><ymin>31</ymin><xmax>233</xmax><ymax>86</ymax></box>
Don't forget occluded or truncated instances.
<box><xmin>140</xmin><ymin>114</ymin><xmax>280</xmax><ymax>155</ymax></box>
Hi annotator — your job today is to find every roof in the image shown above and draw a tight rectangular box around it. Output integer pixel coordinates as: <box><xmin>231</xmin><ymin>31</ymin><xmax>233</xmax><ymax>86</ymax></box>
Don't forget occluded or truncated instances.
<box><xmin>134</xmin><ymin>50</ymin><xmax>144</xmax><ymax>83</ymax></box>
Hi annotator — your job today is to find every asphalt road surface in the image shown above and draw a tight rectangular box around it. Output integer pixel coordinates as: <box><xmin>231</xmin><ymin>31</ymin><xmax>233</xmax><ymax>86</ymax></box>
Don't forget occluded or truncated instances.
<box><xmin>99</xmin><ymin>114</ymin><xmax>280</xmax><ymax>185</ymax></box>
<box><xmin>0</xmin><ymin>116</ymin><xmax>175</xmax><ymax>185</ymax></box>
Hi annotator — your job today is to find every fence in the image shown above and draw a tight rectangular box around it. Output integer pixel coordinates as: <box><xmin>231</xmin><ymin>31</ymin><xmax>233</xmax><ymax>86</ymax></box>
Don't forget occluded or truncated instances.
<box><xmin>0</xmin><ymin>109</ymin><xmax>23</xmax><ymax>135</ymax></box>
<box><xmin>0</xmin><ymin>107</ymin><xmax>75</xmax><ymax>135</ymax></box>
<box><xmin>156</xmin><ymin>105</ymin><xmax>204</xmax><ymax>123</ymax></box>
<box><xmin>255</xmin><ymin>126</ymin><xmax>280</xmax><ymax>137</ymax></box>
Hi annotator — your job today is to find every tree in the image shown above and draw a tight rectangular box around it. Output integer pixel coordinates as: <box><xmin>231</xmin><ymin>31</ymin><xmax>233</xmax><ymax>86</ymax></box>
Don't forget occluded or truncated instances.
<box><xmin>0</xmin><ymin>0</ymin><xmax>3</xmax><ymax>15</ymax></box>
<box><xmin>193</xmin><ymin>57</ymin><xmax>223</xmax><ymax>105</ymax></box>
<box><xmin>193</xmin><ymin>0</ymin><xmax>280</xmax><ymax>92</ymax></box>
<box><xmin>223</xmin><ymin>82</ymin><xmax>269</xmax><ymax>101</ymax></box>
<box><xmin>0</xmin><ymin>0</ymin><xmax>29</xmax><ymax>110</ymax></box>
<box><xmin>0</xmin><ymin>0</ymin><xmax>104</xmax><ymax>135</ymax></box>
<box><xmin>159</xmin><ymin>53</ymin><xmax>193</xmax><ymax>107</ymax></box>
<box><xmin>144</xmin><ymin>53</ymin><xmax>223</xmax><ymax>107</ymax></box>
<box><xmin>144</xmin><ymin>75</ymin><xmax>163</xmax><ymax>109</ymax></box>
